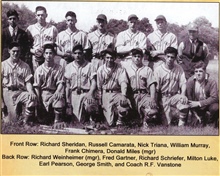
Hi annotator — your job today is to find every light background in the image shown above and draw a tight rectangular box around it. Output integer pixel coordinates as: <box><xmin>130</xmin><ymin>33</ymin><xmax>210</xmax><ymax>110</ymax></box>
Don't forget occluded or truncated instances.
<box><xmin>3</xmin><ymin>1</ymin><xmax>219</xmax><ymax>31</ymax></box>
<box><xmin>1</xmin><ymin>1</ymin><xmax>219</xmax><ymax>176</ymax></box>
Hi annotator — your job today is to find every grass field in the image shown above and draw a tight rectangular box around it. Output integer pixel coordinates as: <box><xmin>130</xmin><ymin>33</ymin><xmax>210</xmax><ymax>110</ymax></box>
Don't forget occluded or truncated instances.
<box><xmin>1</xmin><ymin>60</ymin><xmax>219</xmax><ymax>135</ymax></box>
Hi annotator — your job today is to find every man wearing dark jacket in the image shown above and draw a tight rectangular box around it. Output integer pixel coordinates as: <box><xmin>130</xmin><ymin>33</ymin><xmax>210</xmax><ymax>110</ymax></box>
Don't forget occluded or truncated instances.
<box><xmin>2</xmin><ymin>9</ymin><xmax>30</xmax><ymax>62</ymax></box>
<box><xmin>178</xmin><ymin>23</ymin><xmax>210</xmax><ymax>79</ymax></box>
<box><xmin>186</xmin><ymin>61</ymin><xmax>218</xmax><ymax>127</ymax></box>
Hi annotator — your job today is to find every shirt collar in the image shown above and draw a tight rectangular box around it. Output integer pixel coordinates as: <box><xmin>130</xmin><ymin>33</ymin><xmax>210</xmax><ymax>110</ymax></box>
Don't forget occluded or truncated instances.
<box><xmin>9</xmin><ymin>26</ymin><xmax>18</xmax><ymax>35</ymax></box>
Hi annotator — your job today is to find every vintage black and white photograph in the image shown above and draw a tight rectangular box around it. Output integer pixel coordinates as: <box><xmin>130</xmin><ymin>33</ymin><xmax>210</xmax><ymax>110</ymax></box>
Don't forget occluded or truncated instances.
<box><xmin>1</xmin><ymin>1</ymin><xmax>219</xmax><ymax>135</ymax></box>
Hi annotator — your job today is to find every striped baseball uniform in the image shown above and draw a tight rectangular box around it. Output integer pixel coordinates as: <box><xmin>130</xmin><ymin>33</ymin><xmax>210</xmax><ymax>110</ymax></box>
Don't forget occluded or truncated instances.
<box><xmin>64</xmin><ymin>61</ymin><xmax>97</xmax><ymax>122</ymax></box>
<box><xmin>115</xmin><ymin>29</ymin><xmax>147</xmax><ymax>55</ymax></box>
<box><xmin>2</xmin><ymin>59</ymin><xmax>36</xmax><ymax>121</ymax></box>
<box><xmin>88</xmin><ymin>30</ymin><xmax>115</xmax><ymax>71</ymax></box>
<box><xmin>33</xmin><ymin>63</ymin><xmax>65</xmax><ymax>111</ymax></box>
<box><xmin>147</xmin><ymin>30</ymin><xmax>178</xmax><ymax>69</ymax></box>
<box><xmin>124</xmin><ymin>62</ymin><xmax>157</xmax><ymax>117</ymax></box>
<box><xmin>56</xmin><ymin>29</ymin><xmax>90</xmax><ymax>54</ymax></box>
<box><xmin>154</xmin><ymin>63</ymin><xmax>188</xmax><ymax>125</ymax></box>
<box><xmin>97</xmin><ymin>63</ymin><xmax>129</xmax><ymax>126</ymax></box>
<box><xmin>26</xmin><ymin>23</ymin><xmax>58</xmax><ymax>71</ymax></box>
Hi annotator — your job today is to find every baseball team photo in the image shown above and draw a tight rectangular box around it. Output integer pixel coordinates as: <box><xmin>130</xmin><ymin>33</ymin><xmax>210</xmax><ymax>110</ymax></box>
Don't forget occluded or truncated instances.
<box><xmin>1</xmin><ymin>1</ymin><xmax>219</xmax><ymax>135</ymax></box>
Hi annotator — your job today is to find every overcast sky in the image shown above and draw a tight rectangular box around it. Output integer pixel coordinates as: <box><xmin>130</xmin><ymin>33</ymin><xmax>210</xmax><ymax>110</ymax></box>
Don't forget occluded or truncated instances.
<box><xmin>3</xmin><ymin>1</ymin><xmax>219</xmax><ymax>32</ymax></box>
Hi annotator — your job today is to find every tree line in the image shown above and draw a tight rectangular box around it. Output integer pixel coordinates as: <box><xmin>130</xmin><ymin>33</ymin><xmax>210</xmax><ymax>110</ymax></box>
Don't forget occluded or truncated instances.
<box><xmin>2</xmin><ymin>2</ymin><xmax>219</xmax><ymax>59</ymax></box>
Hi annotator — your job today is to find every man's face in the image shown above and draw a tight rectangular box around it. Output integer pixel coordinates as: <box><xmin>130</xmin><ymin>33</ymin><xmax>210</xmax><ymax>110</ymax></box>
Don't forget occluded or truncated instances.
<box><xmin>8</xmin><ymin>15</ymin><xmax>18</xmax><ymax>28</ymax></box>
<box><xmin>104</xmin><ymin>53</ymin><xmax>115</xmax><ymax>67</ymax></box>
<box><xmin>36</xmin><ymin>10</ymin><xmax>47</xmax><ymax>24</ymax></box>
<box><xmin>188</xmin><ymin>30</ymin><xmax>198</xmax><ymax>41</ymax></box>
<box><xmin>97</xmin><ymin>19</ymin><xmax>107</xmax><ymax>30</ymax></box>
<box><xmin>72</xmin><ymin>49</ymin><xmax>83</xmax><ymax>62</ymax></box>
<box><xmin>156</xmin><ymin>19</ymin><xmax>167</xmax><ymax>31</ymax></box>
<box><xmin>194</xmin><ymin>68</ymin><xmax>206</xmax><ymax>82</ymax></box>
<box><xmin>128</xmin><ymin>18</ymin><xmax>137</xmax><ymax>31</ymax></box>
<box><xmin>165</xmin><ymin>53</ymin><xmax>176</xmax><ymax>68</ymax></box>
<box><xmin>66</xmin><ymin>16</ymin><xmax>77</xmax><ymax>28</ymax></box>
<box><xmin>132</xmin><ymin>54</ymin><xmax>142</xmax><ymax>66</ymax></box>
<box><xmin>9</xmin><ymin>46</ymin><xmax>20</xmax><ymax>61</ymax></box>
<box><xmin>43</xmin><ymin>48</ymin><xmax>55</xmax><ymax>62</ymax></box>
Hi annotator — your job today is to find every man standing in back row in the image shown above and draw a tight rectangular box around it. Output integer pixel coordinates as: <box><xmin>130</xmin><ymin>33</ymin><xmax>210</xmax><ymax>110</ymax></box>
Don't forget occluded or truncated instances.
<box><xmin>178</xmin><ymin>23</ymin><xmax>210</xmax><ymax>79</ymax></box>
<box><xmin>26</xmin><ymin>6</ymin><xmax>58</xmax><ymax>72</ymax></box>
<box><xmin>88</xmin><ymin>14</ymin><xmax>115</xmax><ymax>71</ymax></box>
<box><xmin>147</xmin><ymin>15</ymin><xmax>178</xmax><ymax>70</ymax></box>
<box><xmin>115</xmin><ymin>14</ymin><xmax>147</xmax><ymax>63</ymax></box>
<box><xmin>56</xmin><ymin>11</ymin><xmax>91</xmax><ymax>64</ymax></box>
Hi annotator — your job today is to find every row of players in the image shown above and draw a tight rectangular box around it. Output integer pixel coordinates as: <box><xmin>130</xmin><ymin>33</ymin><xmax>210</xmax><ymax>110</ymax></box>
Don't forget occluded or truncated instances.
<box><xmin>3</xmin><ymin>6</ymin><xmax>209</xmax><ymax>80</ymax></box>
<box><xmin>2</xmin><ymin>41</ymin><xmax>218</xmax><ymax>130</ymax></box>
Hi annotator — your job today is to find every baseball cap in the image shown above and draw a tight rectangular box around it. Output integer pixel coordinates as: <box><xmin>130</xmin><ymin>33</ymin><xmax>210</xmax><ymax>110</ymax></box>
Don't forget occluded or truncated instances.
<box><xmin>188</xmin><ymin>23</ymin><xmax>198</xmax><ymax>31</ymax></box>
<box><xmin>7</xmin><ymin>9</ymin><xmax>19</xmax><ymax>18</ymax></box>
<box><xmin>128</xmin><ymin>14</ymin><xmax>138</xmax><ymax>21</ymax></box>
<box><xmin>155</xmin><ymin>15</ymin><xmax>166</xmax><ymax>22</ymax></box>
<box><xmin>97</xmin><ymin>14</ymin><xmax>107</xmax><ymax>21</ymax></box>
<box><xmin>72</xmin><ymin>45</ymin><xmax>83</xmax><ymax>52</ymax></box>
<box><xmin>131</xmin><ymin>48</ymin><xmax>143</xmax><ymax>57</ymax></box>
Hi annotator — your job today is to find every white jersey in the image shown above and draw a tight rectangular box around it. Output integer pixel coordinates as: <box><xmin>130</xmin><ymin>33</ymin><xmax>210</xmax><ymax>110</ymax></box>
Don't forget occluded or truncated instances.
<box><xmin>56</xmin><ymin>29</ymin><xmax>90</xmax><ymax>53</ymax></box>
<box><xmin>147</xmin><ymin>29</ymin><xmax>178</xmax><ymax>52</ymax></box>
<box><xmin>154</xmin><ymin>63</ymin><xmax>186</xmax><ymax>95</ymax></box>
<box><xmin>88</xmin><ymin>30</ymin><xmax>115</xmax><ymax>54</ymax></box>
<box><xmin>115</xmin><ymin>29</ymin><xmax>147</xmax><ymax>53</ymax></box>
<box><xmin>26</xmin><ymin>23</ymin><xmax>58</xmax><ymax>50</ymax></box>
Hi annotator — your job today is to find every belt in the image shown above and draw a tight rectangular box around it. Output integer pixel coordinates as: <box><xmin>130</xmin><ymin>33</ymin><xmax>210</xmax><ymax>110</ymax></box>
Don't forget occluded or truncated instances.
<box><xmin>104</xmin><ymin>89</ymin><xmax>121</xmax><ymax>93</ymax></box>
<box><xmin>133</xmin><ymin>89</ymin><xmax>148</xmax><ymax>94</ymax></box>
<box><xmin>5</xmin><ymin>87</ymin><xmax>19</xmax><ymax>91</ymax></box>
<box><xmin>72</xmin><ymin>88</ymin><xmax>89</xmax><ymax>95</ymax></box>
<box><xmin>161</xmin><ymin>92</ymin><xmax>177</xmax><ymax>97</ymax></box>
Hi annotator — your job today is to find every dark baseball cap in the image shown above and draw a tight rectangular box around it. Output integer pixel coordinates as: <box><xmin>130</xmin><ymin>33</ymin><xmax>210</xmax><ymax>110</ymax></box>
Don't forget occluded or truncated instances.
<box><xmin>72</xmin><ymin>45</ymin><xmax>83</xmax><ymax>52</ymax></box>
<box><xmin>131</xmin><ymin>48</ymin><xmax>143</xmax><ymax>57</ymax></box>
<box><xmin>128</xmin><ymin>14</ymin><xmax>138</xmax><ymax>21</ymax></box>
<box><xmin>97</xmin><ymin>14</ymin><xmax>107</xmax><ymax>21</ymax></box>
<box><xmin>155</xmin><ymin>15</ymin><xmax>166</xmax><ymax>22</ymax></box>
<box><xmin>7</xmin><ymin>9</ymin><xmax>19</xmax><ymax>18</ymax></box>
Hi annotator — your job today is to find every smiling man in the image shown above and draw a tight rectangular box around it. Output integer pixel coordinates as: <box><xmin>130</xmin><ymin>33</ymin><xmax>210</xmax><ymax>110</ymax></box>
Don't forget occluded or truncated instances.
<box><xmin>186</xmin><ymin>61</ymin><xmax>219</xmax><ymax>127</ymax></box>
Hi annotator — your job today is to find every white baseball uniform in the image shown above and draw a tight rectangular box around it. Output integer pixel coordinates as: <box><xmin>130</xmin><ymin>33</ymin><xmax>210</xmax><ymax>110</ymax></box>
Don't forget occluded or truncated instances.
<box><xmin>2</xmin><ymin>59</ymin><xmax>36</xmax><ymax>121</ymax></box>
<box><xmin>147</xmin><ymin>29</ymin><xmax>178</xmax><ymax>69</ymax></box>
<box><xmin>124</xmin><ymin>62</ymin><xmax>157</xmax><ymax>117</ymax></box>
<box><xmin>64</xmin><ymin>60</ymin><xmax>97</xmax><ymax>122</ymax></box>
<box><xmin>154</xmin><ymin>63</ymin><xmax>188</xmax><ymax>125</ymax></box>
<box><xmin>26</xmin><ymin>23</ymin><xmax>58</xmax><ymax>71</ymax></box>
<box><xmin>115</xmin><ymin>29</ymin><xmax>147</xmax><ymax>54</ymax></box>
<box><xmin>56</xmin><ymin>29</ymin><xmax>90</xmax><ymax>54</ymax></box>
<box><xmin>34</xmin><ymin>63</ymin><xmax>65</xmax><ymax>111</ymax></box>
<box><xmin>97</xmin><ymin>63</ymin><xmax>129</xmax><ymax>126</ymax></box>
<box><xmin>88</xmin><ymin>30</ymin><xmax>115</xmax><ymax>71</ymax></box>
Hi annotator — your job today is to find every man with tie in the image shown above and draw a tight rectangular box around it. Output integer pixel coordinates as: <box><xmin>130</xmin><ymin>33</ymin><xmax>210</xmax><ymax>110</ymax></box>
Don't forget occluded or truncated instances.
<box><xmin>178</xmin><ymin>23</ymin><xmax>210</xmax><ymax>79</ymax></box>
<box><xmin>2</xmin><ymin>9</ymin><xmax>30</xmax><ymax>62</ymax></box>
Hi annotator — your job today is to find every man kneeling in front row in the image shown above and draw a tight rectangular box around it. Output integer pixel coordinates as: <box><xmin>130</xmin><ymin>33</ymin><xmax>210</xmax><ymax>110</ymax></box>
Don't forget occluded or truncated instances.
<box><xmin>186</xmin><ymin>61</ymin><xmax>219</xmax><ymax>127</ymax></box>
